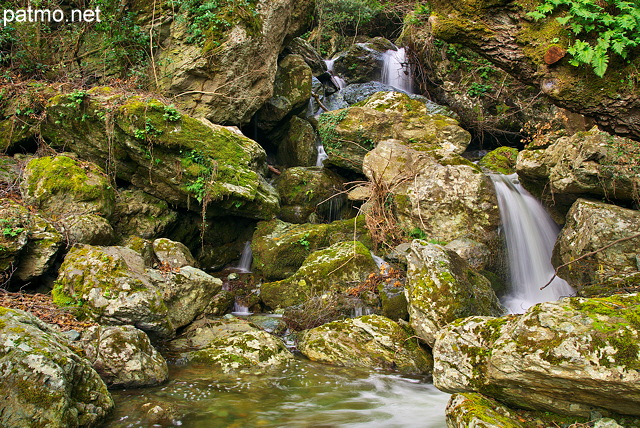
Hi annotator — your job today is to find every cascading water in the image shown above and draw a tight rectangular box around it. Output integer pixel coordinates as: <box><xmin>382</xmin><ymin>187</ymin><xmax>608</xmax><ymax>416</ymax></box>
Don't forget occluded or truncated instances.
<box><xmin>316</xmin><ymin>140</ymin><xmax>329</xmax><ymax>166</ymax></box>
<box><xmin>324</xmin><ymin>58</ymin><xmax>346</xmax><ymax>91</ymax></box>
<box><xmin>235</xmin><ymin>241</ymin><xmax>253</xmax><ymax>273</ymax></box>
<box><xmin>381</xmin><ymin>47</ymin><xmax>413</xmax><ymax>93</ymax></box>
<box><xmin>491</xmin><ymin>174</ymin><xmax>574</xmax><ymax>313</ymax></box>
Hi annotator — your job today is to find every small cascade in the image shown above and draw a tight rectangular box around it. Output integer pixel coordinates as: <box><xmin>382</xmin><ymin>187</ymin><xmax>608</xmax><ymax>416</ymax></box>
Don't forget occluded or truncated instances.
<box><xmin>235</xmin><ymin>241</ymin><xmax>253</xmax><ymax>273</ymax></box>
<box><xmin>316</xmin><ymin>140</ymin><xmax>329</xmax><ymax>166</ymax></box>
<box><xmin>232</xmin><ymin>299</ymin><xmax>252</xmax><ymax>316</ymax></box>
<box><xmin>381</xmin><ymin>47</ymin><xmax>413</xmax><ymax>93</ymax></box>
<box><xmin>491</xmin><ymin>174</ymin><xmax>574</xmax><ymax>313</ymax></box>
<box><xmin>324</xmin><ymin>59</ymin><xmax>346</xmax><ymax>91</ymax></box>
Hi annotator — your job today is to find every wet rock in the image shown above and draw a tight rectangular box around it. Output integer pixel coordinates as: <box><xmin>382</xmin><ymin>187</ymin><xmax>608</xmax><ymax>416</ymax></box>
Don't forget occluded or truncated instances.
<box><xmin>80</xmin><ymin>325</ymin><xmax>168</xmax><ymax>388</ymax></box>
<box><xmin>479</xmin><ymin>147</ymin><xmax>519</xmax><ymax>175</ymax></box>
<box><xmin>552</xmin><ymin>199</ymin><xmax>640</xmax><ymax>296</ymax></box>
<box><xmin>267</xmin><ymin>116</ymin><xmax>317</xmax><ymax>168</ymax></box>
<box><xmin>433</xmin><ymin>293</ymin><xmax>640</xmax><ymax>417</ymax></box>
<box><xmin>261</xmin><ymin>241</ymin><xmax>378</xmax><ymax>309</ymax></box>
<box><xmin>406</xmin><ymin>240</ymin><xmax>505</xmax><ymax>346</ymax></box>
<box><xmin>298</xmin><ymin>314</ymin><xmax>433</xmax><ymax>374</ymax></box>
<box><xmin>167</xmin><ymin>317</ymin><xmax>293</xmax><ymax>372</ymax></box>
<box><xmin>332</xmin><ymin>39</ymin><xmax>393</xmax><ymax>84</ymax></box>
<box><xmin>0</xmin><ymin>307</ymin><xmax>113</xmax><ymax>427</ymax></box>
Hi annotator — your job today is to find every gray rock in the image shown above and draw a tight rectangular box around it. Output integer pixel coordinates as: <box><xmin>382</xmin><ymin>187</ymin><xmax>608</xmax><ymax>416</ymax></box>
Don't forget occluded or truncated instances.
<box><xmin>446</xmin><ymin>393</ymin><xmax>526</xmax><ymax>428</ymax></box>
<box><xmin>406</xmin><ymin>240</ymin><xmax>505</xmax><ymax>346</ymax></box>
<box><xmin>62</xmin><ymin>214</ymin><xmax>115</xmax><ymax>246</ymax></box>
<box><xmin>433</xmin><ymin>293</ymin><xmax>640</xmax><ymax>417</ymax></box>
<box><xmin>283</xmin><ymin>37</ymin><xmax>327</xmax><ymax>76</ymax></box>
<box><xmin>0</xmin><ymin>307</ymin><xmax>113</xmax><ymax>427</ymax></box>
<box><xmin>269</xmin><ymin>116</ymin><xmax>317</xmax><ymax>168</ymax></box>
<box><xmin>445</xmin><ymin>238</ymin><xmax>491</xmax><ymax>271</ymax></box>
<box><xmin>152</xmin><ymin>237</ymin><xmax>197</xmax><ymax>269</ymax></box>
<box><xmin>298</xmin><ymin>314</ymin><xmax>432</xmax><ymax>374</ymax></box>
<box><xmin>112</xmin><ymin>189</ymin><xmax>178</xmax><ymax>240</ymax></box>
<box><xmin>80</xmin><ymin>325</ymin><xmax>168</xmax><ymax>388</ymax></box>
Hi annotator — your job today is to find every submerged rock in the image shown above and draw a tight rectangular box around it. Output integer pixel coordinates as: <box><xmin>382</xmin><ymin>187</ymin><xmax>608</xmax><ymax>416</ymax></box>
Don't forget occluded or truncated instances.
<box><xmin>406</xmin><ymin>240</ymin><xmax>505</xmax><ymax>346</ymax></box>
<box><xmin>80</xmin><ymin>325</ymin><xmax>168</xmax><ymax>388</ymax></box>
<box><xmin>167</xmin><ymin>318</ymin><xmax>293</xmax><ymax>372</ymax></box>
<box><xmin>261</xmin><ymin>241</ymin><xmax>378</xmax><ymax>309</ymax></box>
<box><xmin>298</xmin><ymin>314</ymin><xmax>433</xmax><ymax>375</ymax></box>
<box><xmin>0</xmin><ymin>307</ymin><xmax>113</xmax><ymax>427</ymax></box>
<box><xmin>552</xmin><ymin>199</ymin><xmax>640</xmax><ymax>296</ymax></box>
<box><xmin>433</xmin><ymin>293</ymin><xmax>640</xmax><ymax>417</ymax></box>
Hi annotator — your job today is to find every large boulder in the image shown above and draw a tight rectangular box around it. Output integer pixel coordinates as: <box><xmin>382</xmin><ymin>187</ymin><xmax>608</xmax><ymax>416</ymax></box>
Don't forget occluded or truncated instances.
<box><xmin>318</xmin><ymin>91</ymin><xmax>470</xmax><ymax>173</ymax></box>
<box><xmin>275</xmin><ymin>166</ymin><xmax>347</xmax><ymax>223</ymax></box>
<box><xmin>433</xmin><ymin>293</ymin><xmax>640</xmax><ymax>417</ymax></box>
<box><xmin>363</xmin><ymin>140</ymin><xmax>501</xmax><ymax>250</ymax></box>
<box><xmin>261</xmin><ymin>241</ymin><xmax>378</xmax><ymax>309</ymax></box>
<box><xmin>167</xmin><ymin>317</ymin><xmax>293</xmax><ymax>372</ymax></box>
<box><xmin>406</xmin><ymin>240</ymin><xmax>504</xmax><ymax>346</ymax></box>
<box><xmin>297</xmin><ymin>314</ymin><xmax>433</xmax><ymax>375</ymax></box>
<box><xmin>41</xmin><ymin>90</ymin><xmax>279</xmax><ymax>220</ymax></box>
<box><xmin>426</xmin><ymin>0</ymin><xmax>640</xmax><ymax>140</ymax></box>
<box><xmin>552</xmin><ymin>199</ymin><xmax>640</xmax><ymax>296</ymax></box>
<box><xmin>112</xmin><ymin>189</ymin><xmax>178</xmax><ymax>240</ymax></box>
<box><xmin>255</xmin><ymin>54</ymin><xmax>313</xmax><ymax>131</ymax></box>
<box><xmin>267</xmin><ymin>116</ymin><xmax>318</xmax><ymax>168</ymax></box>
<box><xmin>332</xmin><ymin>38</ymin><xmax>396</xmax><ymax>84</ymax></box>
<box><xmin>155</xmin><ymin>0</ymin><xmax>314</xmax><ymax>125</ymax></box>
<box><xmin>53</xmin><ymin>244</ymin><xmax>222</xmax><ymax>340</ymax></box>
<box><xmin>21</xmin><ymin>155</ymin><xmax>115</xmax><ymax>218</ymax></box>
<box><xmin>252</xmin><ymin>216</ymin><xmax>372</xmax><ymax>281</ymax></box>
<box><xmin>61</xmin><ymin>214</ymin><xmax>115</xmax><ymax>246</ymax></box>
<box><xmin>517</xmin><ymin>128</ymin><xmax>640</xmax><ymax>213</ymax></box>
<box><xmin>80</xmin><ymin>325</ymin><xmax>168</xmax><ymax>388</ymax></box>
<box><xmin>0</xmin><ymin>307</ymin><xmax>113</xmax><ymax>427</ymax></box>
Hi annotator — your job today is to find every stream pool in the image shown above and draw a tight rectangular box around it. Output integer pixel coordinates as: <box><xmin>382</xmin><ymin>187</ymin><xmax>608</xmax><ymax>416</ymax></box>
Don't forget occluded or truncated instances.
<box><xmin>104</xmin><ymin>358</ymin><xmax>449</xmax><ymax>427</ymax></box>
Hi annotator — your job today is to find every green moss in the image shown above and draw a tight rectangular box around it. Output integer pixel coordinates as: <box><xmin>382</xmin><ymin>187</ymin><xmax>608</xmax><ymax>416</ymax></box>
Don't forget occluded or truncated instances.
<box><xmin>479</xmin><ymin>147</ymin><xmax>519</xmax><ymax>174</ymax></box>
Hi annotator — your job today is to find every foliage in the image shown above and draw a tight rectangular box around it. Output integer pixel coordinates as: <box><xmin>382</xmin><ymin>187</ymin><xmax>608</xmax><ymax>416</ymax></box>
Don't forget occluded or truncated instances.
<box><xmin>318</xmin><ymin>109</ymin><xmax>350</xmax><ymax>149</ymax></box>
<box><xmin>528</xmin><ymin>0</ymin><xmax>640</xmax><ymax>77</ymax></box>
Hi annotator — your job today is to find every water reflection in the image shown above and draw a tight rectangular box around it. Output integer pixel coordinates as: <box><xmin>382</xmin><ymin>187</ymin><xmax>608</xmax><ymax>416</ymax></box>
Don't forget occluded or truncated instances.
<box><xmin>105</xmin><ymin>358</ymin><xmax>449</xmax><ymax>427</ymax></box>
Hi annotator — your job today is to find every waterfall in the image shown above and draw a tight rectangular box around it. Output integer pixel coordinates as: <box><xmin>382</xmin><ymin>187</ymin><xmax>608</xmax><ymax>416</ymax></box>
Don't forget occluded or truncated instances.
<box><xmin>324</xmin><ymin>59</ymin><xmax>346</xmax><ymax>91</ymax></box>
<box><xmin>232</xmin><ymin>300</ymin><xmax>252</xmax><ymax>316</ymax></box>
<box><xmin>381</xmin><ymin>47</ymin><xmax>413</xmax><ymax>93</ymax></box>
<box><xmin>491</xmin><ymin>174</ymin><xmax>574</xmax><ymax>313</ymax></box>
<box><xmin>235</xmin><ymin>241</ymin><xmax>253</xmax><ymax>273</ymax></box>
<box><xmin>316</xmin><ymin>141</ymin><xmax>329</xmax><ymax>166</ymax></box>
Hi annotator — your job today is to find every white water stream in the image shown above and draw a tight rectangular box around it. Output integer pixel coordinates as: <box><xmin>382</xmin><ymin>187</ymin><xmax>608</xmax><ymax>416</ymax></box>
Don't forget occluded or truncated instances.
<box><xmin>491</xmin><ymin>174</ymin><xmax>574</xmax><ymax>313</ymax></box>
<box><xmin>235</xmin><ymin>241</ymin><xmax>253</xmax><ymax>273</ymax></box>
<box><xmin>381</xmin><ymin>47</ymin><xmax>413</xmax><ymax>93</ymax></box>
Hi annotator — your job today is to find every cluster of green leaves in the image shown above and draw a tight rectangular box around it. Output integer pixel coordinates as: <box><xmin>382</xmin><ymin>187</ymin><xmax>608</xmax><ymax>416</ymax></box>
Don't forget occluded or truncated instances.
<box><xmin>134</xmin><ymin>119</ymin><xmax>163</xmax><ymax>140</ymax></box>
<box><xmin>318</xmin><ymin>109</ymin><xmax>350</xmax><ymax>149</ymax></box>
<box><xmin>172</xmin><ymin>0</ymin><xmax>259</xmax><ymax>48</ymax></box>
<box><xmin>0</xmin><ymin>219</ymin><xmax>24</xmax><ymax>239</ymax></box>
<box><xmin>297</xmin><ymin>232</ymin><xmax>311</xmax><ymax>250</ymax></box>
<box><xmin>181</xmin><ymin>149</ymin><xmax>216</xmax><ymax>203</ymax></box>
<box><xmin>528</xmin><ymin>0</ymin><xmax>640</xmax><ymax>77</ymax></box>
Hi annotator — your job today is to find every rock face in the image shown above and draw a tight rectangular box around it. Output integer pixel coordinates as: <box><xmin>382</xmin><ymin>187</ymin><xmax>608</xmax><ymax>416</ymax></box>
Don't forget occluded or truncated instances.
<box><xmin>552</xmin><ymin>199</ymin><xmax>640</xmax><ymax>296</ymax></box>
<box><xmin>261</xmin><ymin>241</ymin><xmax>378</xmax><ymax>309</ymax></box>
<box><xmin>62</xmin><ymin>214</ymin><xmax>115</xmax><ymax>246</ymax></box>
<box><xmin>41</xmin><ymin>90</ymin><xmax>279</xmax><ymax>220</ymax></box>
<box><xmin>446</xmin><ymin>393</ymin><xmax>526</xmax><ymax>428</ymax></box>
<box><xmin>297</xmin><ymin>315</ymin><xmax>433</xmax><ymax>375</ymax></box>
<box><xmin>112</xmin><ymin>190</ymin><xmax>178</xmax><ymax>240</ymax></box>
<box><xmin>517</xmin><ymin>128</ymin><xmax>640</xmax><ymax>212</ymax></box>
<box><xmin>363</xmin><ymin>140</ymin><xmax>501</xmax><ymax>249</ymax></box>
<box><xmin>433</xmin><ymin>293</ymin><xmax>640</xmax><ymax>417</ymax></box>
<box><xmin>318</xmin><ymin>91</ymin><xmax>470</xmax><ymax>173</ymax></box>
<box><xmin>155</xmin><ymin>0</ymin><xmax>314</xmax><ymax>125</ymax></box>
<box><xmin>53</xmin><ymin>244</ymin><xmax>222</xmax><ymax>339</ymax></box>
<box><xmin>256</xmin><ymin>54</ymin><xmax>313</xmax><ymax>131</ymax></box>
<box><xmin>406</xmin><ymin>240</ymin><xmax>505</xmax><ymax>346</ymax></box>
<box><xmin>80</xmin><ymin>325</ymin><xmax>168</xmax><ymax>388</ymax></box>
<box><xmin>268</xmin><ymin>116</ymin><xmax>317</xmax><ymax>168</ymax></box>
<box><xmin>252</xmin><ymin>216</ymin><xmax>372</xmax><ymax>281</ymax></box>
<box><xmin>426</xmin><ymin>0</ymin><xmax>640</xmax><ymax>140</ymax></box>
<box><xmin>275</xmin><ymin>166</ymin><xmax>346</xmax><ymax>223</ymax></box>
<box><xmin>167</xmin><ymin>317</ymin><xmax>293</xmax><ymax>372</ymax></box>
<box><xmin>0</xmin><ymin>307</ymin><xmax>113</xmax><ymax>427</ymax></box>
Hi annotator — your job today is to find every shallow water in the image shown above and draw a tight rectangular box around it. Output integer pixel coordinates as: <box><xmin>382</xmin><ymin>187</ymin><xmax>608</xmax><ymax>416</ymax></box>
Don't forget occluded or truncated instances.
<box><xmin>105</xmin><ymin>358</ymin><xmax>449</xmax><ymax>428</ymax></box>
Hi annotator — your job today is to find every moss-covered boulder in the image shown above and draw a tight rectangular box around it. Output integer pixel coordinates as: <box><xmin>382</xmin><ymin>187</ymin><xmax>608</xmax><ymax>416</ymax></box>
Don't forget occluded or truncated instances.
<box><xmin>433</xmin><ymin>293</ymin><xmax>640</xmax><ymax>417</ymax></box>
<box><xmin>41</xmin><ymin>91</ymin><xmax>279</xmax><ymax>220</ymax></box>
<box><xmin>0</xmin><ymin>307</ymin><xmax>113</xmax><ymax>427</ymax></box>
<box><xmin>166</xmin><ymin>317</ymin><xmax>293</xmax><ymax>372</ymax></box>
<box><xmin>152</xmin><ymin>238</ymin><xmax>197</xmax><ymax>270</ymax></box>
<box><xmin>552</xmin><ymin>199</ymin><xmax>640</xmax><ymax>296</ymax></box>
<box><xmin>444</xmin><ymin>238</ymin><xmax>492</xmax><ymax>271</ymax></box>
<box><xmin>62</xmin><ymin>214</ymin><xmax>115</xmax><ymax>246</ymax></box>
<box><xmin>332</xmin><ymin>38</ymin><xmax>396</xmax><ymax>84</ymax></box>
<box><xmin>80</xmin><ymin>325</ymin><xmax>168</xmax><ymax>388</ymax></box>
<box><xmin>256</xmin><ymin>54</ymin><xmax>312</xmax><ymax>131</ymax></box>
<box><xmin>275</xmin><ymin>166</ymin><xmax>347</xmax><ymax>223</ymax></box>
<box><xmin>446</xmin><ymin>393</ymin><xmax>527</xmax><ymax>428</ymax></box>
<box><xmin>406</xmin><ymin>240</ymin><xmax>505</xmax><ymax>346</ymax></box>
<box><xmin>261</xmin><ymin>241</ymin><xmax>378</xmax><ymax>309</ymax></box>
<box><xmin>363</xmin><ymin>140</ymin><xmax>501</xmax><ymax>251</ymax></box>
<box><xmin>53</xmin><ymin>244</ymin><xmax>222</xmax><ymax>340</ymax></box>
<box><xmin>267</xmin><ymin>116</ymin><xmax>317</xmax><ymax>168</ymax></box>
<box><xmin>21</xmin><ymin>155</ymin><xmax>115</xmax><ymax>218</ymax></box>
<box><xmin>252</xmin><ymin>216</ymin><xmax>372</xmax><ymax>281</ymax></box>
<box><xmin>479</xmin><ymin>147</ymin><xmax>519</xmax><ymax>175</ymax></box>
<box><xmin>517</xmin><ymin>128</ymin><xmax>640</xmax><ymax>213</ymax></box>
<box><xmin>0</xmin><ymin>199</ymin><xmax>63</xmax><ymax>283</ymax></box>
<box><xmin>318</xmin><ymin>91</ymin><xmax>470</xmax><ymax>173</ymax></box>
<box><xmin>283</xmin><ymin>37</ymin><xmax>327</xmax><ymax>76</ymax></box>
<box><xmin>112</xmin><ymin>189</ymin><xmax>178</xmax><ymax>240</ymax></box>
<box><xmin>297</xmin><ymin>314</ymin><xmax>432</xmax><ymax>375</ymax></box>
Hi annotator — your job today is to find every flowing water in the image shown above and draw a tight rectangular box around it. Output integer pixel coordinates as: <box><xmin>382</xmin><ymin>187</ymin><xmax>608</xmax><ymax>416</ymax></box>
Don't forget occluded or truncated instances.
<box><xmin>491</xmin><ymin>174</ymin><xmax>575</xmax><ymax>313</ymax></box>
<box><xmin>381</xmin><ymin>48</ymin><xmax>413</xmax><ymax>93</ymax></box>
<box><xmin>325</xmin><ymin>58</ymin><xmax>347</xmax><ymax>91</ymax></box>
<box><xmin>105</xmin><ymin>359</ymin><xmax>449</xmax><ymax>428</ymax></box>
<box><xmin>235</xmin><ymin>241</ymin><xmax>253</xmax><ymax>273</ymax></box>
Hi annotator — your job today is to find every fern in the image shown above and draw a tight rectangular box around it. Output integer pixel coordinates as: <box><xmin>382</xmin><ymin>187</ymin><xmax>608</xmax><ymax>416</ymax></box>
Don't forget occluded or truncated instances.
<box><xmin>528</xmin><ymin>0</ymin><xmax>640</xmax><ymax>77</ymax></box>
